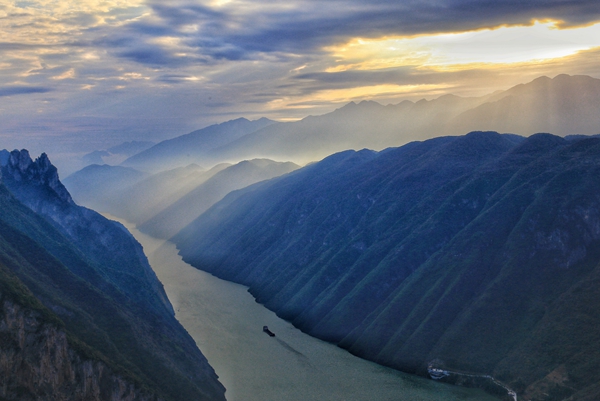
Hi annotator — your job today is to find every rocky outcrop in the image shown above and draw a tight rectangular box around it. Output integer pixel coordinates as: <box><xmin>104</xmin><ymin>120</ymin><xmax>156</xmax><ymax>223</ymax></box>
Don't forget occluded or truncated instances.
<box><xmin>3</xmin><ymin>149</ymin><xmax>73</xmax><ymax>205</ymax></box>
<box><xmin>0</xmin><ymin>296</ymin><xmax>159</xmax><ymax>401</ymax></box>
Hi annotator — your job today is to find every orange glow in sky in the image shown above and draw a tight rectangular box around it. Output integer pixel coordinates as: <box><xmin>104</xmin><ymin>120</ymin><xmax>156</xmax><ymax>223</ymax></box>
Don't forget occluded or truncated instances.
<box><xmin>325</xmin><ymin>21</ymin><xmax>600</xmax><ymax>72</ymax></box>
<box><xmin>1</xmin><ymin>0</ymin><xmax>599</xmax><ymax>157</ymax></box>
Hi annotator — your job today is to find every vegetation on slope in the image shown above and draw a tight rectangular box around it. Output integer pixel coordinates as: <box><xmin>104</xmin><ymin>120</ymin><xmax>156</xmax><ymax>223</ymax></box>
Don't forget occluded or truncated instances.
<box><xmin>174</xmin><ymin>131</ymin><xmax>600</xmax><ymax>400</ymax></box>
<box><xmin>0</xmin><ymin>153</ymin><xmax>226</xmax><ymax>401</ymax></box>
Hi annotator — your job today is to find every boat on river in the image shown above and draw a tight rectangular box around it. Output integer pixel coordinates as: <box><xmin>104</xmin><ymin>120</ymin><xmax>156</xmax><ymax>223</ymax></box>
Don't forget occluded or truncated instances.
<box><xmin>263</xmin><ymin>326</ymin><xmax>276</xmax><ymax>337</ymax></box>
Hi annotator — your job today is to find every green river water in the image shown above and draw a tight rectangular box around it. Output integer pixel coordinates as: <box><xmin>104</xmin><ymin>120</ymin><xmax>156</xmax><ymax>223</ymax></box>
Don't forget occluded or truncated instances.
<box><xmin>118</xmin><ymin>218</ymin><xmax>500</xmax><ymax>401</ymax></box>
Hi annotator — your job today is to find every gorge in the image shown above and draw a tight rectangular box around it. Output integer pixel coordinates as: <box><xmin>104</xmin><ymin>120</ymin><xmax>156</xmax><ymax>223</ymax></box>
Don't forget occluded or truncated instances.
<box><xmin>119</xmin><ymin>217</ymin><xmax>501</xmax><ymax>401</ymax></box>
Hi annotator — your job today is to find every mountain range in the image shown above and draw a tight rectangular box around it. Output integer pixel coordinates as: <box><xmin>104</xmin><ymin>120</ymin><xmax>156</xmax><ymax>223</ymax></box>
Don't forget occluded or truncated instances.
<box><xmin>138</xmin><ymin>159</ymin><xmax>299</xmax><ymax>239</ymax></box>
<box><xmin>122</xmin><ymin>117</ymin><xmax>276</xmax><ymax>172</ymax></box>
<box><xmin>64</xmin><ymin>159</ymin><xmax>300</xmax><ymax>239</ymax></box>
<box><xmin>62</xmin><ymin>163</ymin><xmax>151</xmax><ymax>219</ymax></box>
<box><xmin>0</xmin><ymin>150</ymin><xmax>225</xmax><ymax>401</ymax></box>
<box><xmin>173</xmin><ymin>132</ymin><xmax>600</xmax><ymax>401</ymax></box>
<box><xmin>121</xmin><ymin>74</ymin><xmax>600</xmax><ymax>172</ymax></box>
<box><xmin>73</xmin><ymin>163</ymin><xmax>226</xmax><ymax>225</ymax></box>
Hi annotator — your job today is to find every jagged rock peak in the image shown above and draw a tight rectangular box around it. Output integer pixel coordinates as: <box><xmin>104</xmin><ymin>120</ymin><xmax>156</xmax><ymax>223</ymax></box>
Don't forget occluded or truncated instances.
<box><xmin>4</xmin><ymin>149</ymin><xmax>74</xmax><ymax>205</ymax></box>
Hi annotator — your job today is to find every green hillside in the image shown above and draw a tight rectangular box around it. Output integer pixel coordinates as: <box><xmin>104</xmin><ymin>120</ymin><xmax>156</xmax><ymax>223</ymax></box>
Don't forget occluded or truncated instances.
<box><xmin>174</xmin><ymin>132</ymin><xmax>600</xmax><ymax>400</ymax></box>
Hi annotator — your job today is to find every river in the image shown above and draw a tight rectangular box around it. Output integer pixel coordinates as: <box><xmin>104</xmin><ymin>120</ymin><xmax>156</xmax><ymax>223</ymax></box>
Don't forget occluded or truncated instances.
<box><xmin>116</xmin><ymin>218</ymin><xmax>500</xmax><ymax>401</ymax></box>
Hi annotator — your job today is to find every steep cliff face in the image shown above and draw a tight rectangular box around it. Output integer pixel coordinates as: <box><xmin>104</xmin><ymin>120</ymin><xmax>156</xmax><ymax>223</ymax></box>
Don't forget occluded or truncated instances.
<box><xmin>1</xmin><ymin>149</ymin><xmax>172</xmax><ymax>320</ymax></box>
<box><xmin>0</xmin><ymin>150</ymin><xmax>226</xmax><ymax>401</ymax></box>
<box><xmin>0</xmin><ymin>297</ymin><xmax>159</xmax><ymax>401</ymax></box>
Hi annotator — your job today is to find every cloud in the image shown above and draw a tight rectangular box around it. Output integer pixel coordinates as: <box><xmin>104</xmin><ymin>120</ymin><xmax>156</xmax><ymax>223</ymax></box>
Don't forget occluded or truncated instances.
<box><xmin>0</xmin><ymin>86</ymin><xmax>52</xmax><ymax>97</ymax></box>
<box><xmin>134</xmin><ymin>0</ymin><xmax>600</xmax><ymax>61</ymax></box>
<box><xmin>53</xmin><ymin>0</ymin><xmax>593</xmax><ymax>81</ymax></box>
<box><xmin>117</xmin><ymin>46</ymin><xmax>191</xmax><ymax>66</ymax></box>
<box><xmin>156</xmin><ymin>74</ymin><xmax>202</xmax><ymax>83</ymax></box>
<box><xmin>288</xmin><ymin>66</ymin><xmax>510</xmax><ymax>94</ymax></box>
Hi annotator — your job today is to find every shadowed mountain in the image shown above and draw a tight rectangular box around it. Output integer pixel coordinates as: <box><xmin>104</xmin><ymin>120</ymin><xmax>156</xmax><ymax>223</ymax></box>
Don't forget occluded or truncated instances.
<box><xmin>0</xmin><ymin>149</ymin><xmax>8</xmax><ymax>165</ymax></box>
<box><xmin>124</xmin><ymin>75</ymin><xmax>600</xmax><ymax>170</ymax></box>
<box><xmin>122</xmin><ymin>117</ymin><xmax>276</xmax><ymax>172</ymax></box>
<box><xmin>173</xmin><ymin>132</ymin><xmax>600</xmax><ymax>401</ymax></box>
<box><xmin>139</xmin><ymin>159</ymin><xmax>300</xmax><ymax>239</ymax></box>
<box><xmin>0</xmin><ymin>150</ymin><xmax>225</xmax><ymax>401</ymax></box>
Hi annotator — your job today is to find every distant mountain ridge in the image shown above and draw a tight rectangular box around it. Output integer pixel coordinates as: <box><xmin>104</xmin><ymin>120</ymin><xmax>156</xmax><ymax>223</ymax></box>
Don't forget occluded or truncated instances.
<box><xmin>122</xmin><ymin>117</ymin><xmax>276</xmax><ymax>172</ymax></box>
<box><xmin>63</xmin><ymin>164</ymin><xmax>150</xmax><ymax>213</ymax></box>
<box><xmin>121</xmin><ymin>74</ymin><xmax>600</xmax><ymax>171</ymax></box>
<box><xmin>173</xmin><ymin>132</ymin><xmax>600</xmax><ymax>401</ymax></box>
<box><xmin>450</xmin><ymin>74</ymin><xmax>600</xmax><ymax>135</ymax></box>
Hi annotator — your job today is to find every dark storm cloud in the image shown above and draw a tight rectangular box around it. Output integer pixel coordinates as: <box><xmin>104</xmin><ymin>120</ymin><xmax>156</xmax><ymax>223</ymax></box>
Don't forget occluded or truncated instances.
<box><xmin>129</xmin><ymin>0</ymin><xmax>600</xmax><ymax>63</ymax></box>
<box><xmin>0</xmin><ymin>42</ymin><xmax>50</xmax><ymax>51</ymax></box>
<box><xmin>94</xmin><ymin>28</ymin><xmax>209</xmax><ymax>67</ymax></box>
<box><xmin>292</xmin><ymin>68</ymin><xmax>498</xmax><ymax>92</ymax></box>
<box><xmin>117</xmin><ymin>47</ymin><xmax>187</xmax><ymax>66</ymax></box>
<box><xmin>0</xmin><ymin>86</ymin><xmax>52</xmax><ymax>97</ymax></box>
<box><xmin>238</xmin><ymin>0</ymin><xmax>600</xmax><ymax>52</ymax></box>
<box><xmin>124</xmin><ymin>21</ymin><xmax>176</xmax><ymax>37</ymax></box>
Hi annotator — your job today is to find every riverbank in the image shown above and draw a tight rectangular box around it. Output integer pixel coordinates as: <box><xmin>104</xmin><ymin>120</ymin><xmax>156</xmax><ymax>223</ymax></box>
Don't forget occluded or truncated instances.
<box><xmin>112</xmin><ymin>216</ymin><xmax>500</xmax><ymax>401</ymax></box>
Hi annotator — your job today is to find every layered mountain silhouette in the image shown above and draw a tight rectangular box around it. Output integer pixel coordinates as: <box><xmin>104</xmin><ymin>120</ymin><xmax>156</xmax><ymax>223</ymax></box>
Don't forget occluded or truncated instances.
<box><xmin>0</xmin><ymin>150</ymin><xmax>225</xmax><ymax>401</ymax></box>
<box><xmin>122</xmin><ymin>117</ymin><xmax>276</xmax><ymax>172</ymax></box>
<box><xmin>122</xmin><ymin>74</ymin><xmax>600</xmax><ymax>171</ymax></box>
<box><xmin>173</xmin><ymin>132</ymin><xmax>600</xmax><ymax>401</ymax></box>
<box><xmin>64</xmin><ymin>162</ymin><xmax>225</xmax><ymax>221</ymax></box>
<box><xmin>65</xmin><ymin>159</ymin><xmax>299</xmax><ymax>239</ymax></box>
<box><xmin>63</xmin><ymin>164</ymin><xmax>150</xmax><ymax>215</ymax></box>
<box><xmin>51</xmin><ymin>73</ymin><xmax>600</xmax><ymax>401</ymax></box>
<box><xmin>139</xmin><ymin>159</ymin><xmax>299</xmax><ymax>239</ymax></box>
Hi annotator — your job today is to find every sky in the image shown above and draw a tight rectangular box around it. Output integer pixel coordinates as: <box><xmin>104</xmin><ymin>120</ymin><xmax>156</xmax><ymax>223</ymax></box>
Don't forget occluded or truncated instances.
<box><xmin>1</xmin><ymin>0</ymin><xmax>600</xmax><ymax>170</ymax></box>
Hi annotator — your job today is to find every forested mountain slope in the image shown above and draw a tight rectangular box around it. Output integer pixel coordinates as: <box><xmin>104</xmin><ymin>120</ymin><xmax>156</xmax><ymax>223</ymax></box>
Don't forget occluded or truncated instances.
<box><xmin>0</xmin><ymin>150</ymin><xmax>226</xmax><ymax>401</ymax></box>
<box><xmin>2</xmin><ymin>150</ymin><xmax>169</xmax><ymax>317</ymax></box>
<box><xmin>174</xmin><ymin>132</ymin><xmax>600</xmax><ymax>401</ymax></box>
